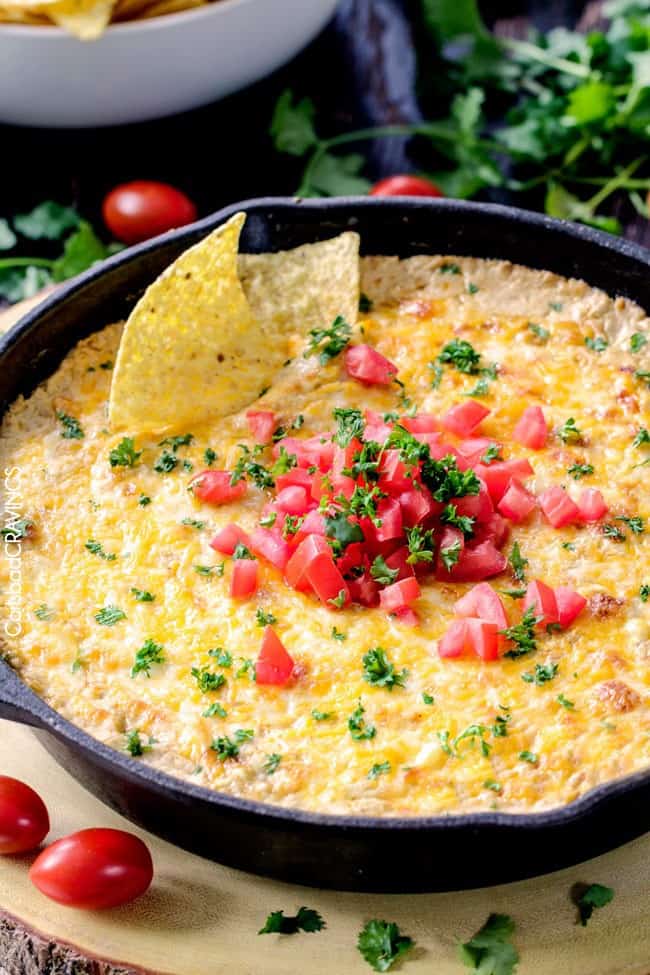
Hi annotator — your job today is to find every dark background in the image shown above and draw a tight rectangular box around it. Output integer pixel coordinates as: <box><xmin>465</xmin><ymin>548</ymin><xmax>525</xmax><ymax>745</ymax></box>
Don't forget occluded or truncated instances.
<box><xmin>0</xmin><ymin>1</ymin><xmax>600</xmax><ymax>225</ymax></box>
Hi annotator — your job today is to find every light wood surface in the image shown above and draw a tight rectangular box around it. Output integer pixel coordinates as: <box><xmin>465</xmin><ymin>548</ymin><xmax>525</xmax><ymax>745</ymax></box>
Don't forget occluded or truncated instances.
<box><xmin>0</xmin><ymin>721</ymin><xmax>649</xmax><ymax>974</ymax></box>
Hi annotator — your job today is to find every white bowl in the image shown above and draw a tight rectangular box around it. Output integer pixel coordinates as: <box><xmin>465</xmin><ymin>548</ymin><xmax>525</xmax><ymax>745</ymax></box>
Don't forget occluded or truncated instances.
<box><xmin>0</xmin><ymin>0</ymin><xmax>340</xmax><ymax>127</ymax></box>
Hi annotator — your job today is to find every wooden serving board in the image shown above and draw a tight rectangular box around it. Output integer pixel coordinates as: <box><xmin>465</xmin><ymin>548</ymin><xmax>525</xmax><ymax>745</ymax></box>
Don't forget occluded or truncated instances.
<box><xmin>0</xmin><ymin>720</ymin><xmax>649</xmax><ymax>975</ymax></box>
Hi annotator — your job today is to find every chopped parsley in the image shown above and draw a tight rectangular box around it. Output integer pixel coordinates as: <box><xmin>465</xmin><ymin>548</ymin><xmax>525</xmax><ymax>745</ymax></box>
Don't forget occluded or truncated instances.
<box><xmin>329</xmin><ymin>589</ymin><xmax>348</xmax><ymax>609</ymax></box>
<box><xmin>153</xmin><ymin>449</ymin><xmax>178</xmax><ymax>474</ymax></box>
<box><xmin>508</xmin><ymin>541</ymin><xmax>528</xmax><ymax>583</ymax></box>
<box><xmin>368</xmin><ymin>761</ymin><xmax>391</xmax><ymax>780</ymax></box>
<box><xmin>259</xmin><ymin>906</ymin><xmax>325</xmax><ymax>935</ymax></box>
<box><xmin>208</xmin><ymin>648</ymin><xmax>232</xmax><ymax>666</ymax></box>
<box><xmin>422</xmin><ymin>692</ymin><xmax>434</xmax><ymax>705</ymax></box>
<box><xmin>125</xmin><ymin>729</ymin><xmax>152</xmax><ymax>758</ymax></box>
<box><xmin>359</xmin><ymin>292</ymin><xmax>373</xmax><ymax>313</ymax></box>
<box><xmin>256</xmin><ymin>608</ymin><xmax>277</xmax><ymax>626</ymax></box>
<box><xmin>557</xmin><ymin>693</ymin><xmax>575</xmax><ymax>709</ymax></box>
<box><xmin>501</xmin><ymin>607</ymin><xmax>539</xmax><ymax>658</ymax></box>
<box><xmin>333</xmin><ymin>407</ymin><xmax>365</xmax><ymax>447</ymax></box>
<box><xmin>633</xmin><ymin>427</ymin><xmax>650</xmax><ymax>448</ymax></box>
<box><xmin>520</xmin><ymin>750</ymin><xmax>538</xmax><ymax>764</ymax></box>
<box><xmin>492</xmin><ymin>708</ymin><xmax>510</xmax><ymax>738</ymax></box>
<box><xmin>585</xmin><ymin>335</ymin><xmax>607</xmax><ymax>352</ymax></box>
<box><xmin>304</xmin><ymin>314</ymin><xmax>352</xmax><ymax>365</ymax></box>
<box><xmin>181</xmin><ymin>517</ymin><xmax>205</xmax><ymax>530</ymax></box>
<box><xmin>439</xmin><ymin>539</ymin><xmax>462</xmax><ymax>571</ymax></box>
<box><xmin>56</xmin><ymin>410</ymin><xmax>84</xmax><ymax>440</ymax></box>
<box><xmin>131</xmin><ymin>639</ymin><xmax>165</xmax><ymax>678</ymax></box>
<box><xmin>230</xmin><ymin>444</ymin><xmax>275</xmax><ymax>490</ymax></box>
<box><xmin>567</xmin><ymin>463</ymin><xmax>594</xmax><ymax>480</ymax></box>
<box><xmin>348</xmin><ymin>701</ymin><xmax>376</xmax><ymax>741</ymax></box>
<box><xmin>557</xmin><ymin>417</ymin><xmax>582</xmax><ymax>444</ymax></box>
<box><xmin>522</xmin><ymin>662</ymin><xmax>558</xmax><ymax>685</ymax></box>
<box><xmin>527</xmin><ymin>321</ymin><xmax>550</xmax><ymax>343</ymax></box>
<box><xmin>282</xmin><ymin>514</ymin><xmax>304</xmax><ymax>538</ymax></box>
<box><xmin>439</xmin><ymin>262</ymin><xmax>461</xmax><ymax>274</ymax></box>
<box><xmin>631</xmin><ymin>332</ymin><xmax>647</xmax><ymax>353</ymax></box>
<box><xmin>232</xmin><ymin>542</ymin><xmax>255</xmax><ymax>560</ymax></box>
<box><xmin>159</xmin><ymin>433</ymin><xmax>193</xmax><ymax>452</ymax></box>
<box><xmin>574</xmin><ymin>883</ymin><xmax>614</xmax><ymax>927</ymax></box>
<box><xmin>191</xmin><ymin>667</ymin><xmax>226</xmax><ymax>693</ymax></box>
<box><xmin>324</xmin><ymin>510</ymin><xmax>364</xmax><ymax>553</ymax></box>
<box><xmin>34</xmin><ymin>603</ymin><xmax>54</xmax><ymax>621</ymax></box>
<box><xmin>501</xmin><ymin>588</ymin><xmax>527</xmax><ymax>600</ymax></box>
<box><xmin>454</xmin><ymin>723</ymin><xmax>491</xmax><ymax>758</ymax></box>
<box><xmin>549</xmin><ymin>302</ymin><xmax>563</xmax><ymax>313</ymax></box>
<box><xmin>437</xmin><ymin>338</ymin><xmax>481</xmax><ymax>374</ymax></box>
<box><xmin>602</xmin><ymin>523</ymin><xmax>626</xmax><ymax>541</ymax></box>
<box><xmin>362</xmin><ymin>647</ymin><xmax>407</xmax><ymax>691</ymax></box>
<box><xmin>311</xmin><ymin>709</ymin><xmax>334</xmax><ymax>721</ymax></box>
<box><xmin>94</xmin><ymin>605</ymin><xmax>126</xmax><ymax>626</ymax></box>
<box><xmin>204</xmin><ymin>447</ymin><xmax>217</xmax><ymax>466</ymax></box>
<box><xmin>203</xmin><ymin>702</ymin><xmax>227</xmax><ymax>718</ymax></box>
<box><xmin>467</xmin><ymin>282</ymin><xmax>479</xmax><ymax>295</ymax></box>
<box><xmin>260</xmin><ymin>511</ymin><xmax>277</xmax><ymax>528</ymax></box>
<box><xmin>271</xmin><ymin>446</ymin><xmax>298</xmax><ymax>476</ymax></box>
<box><xmin>138</xmin><ymin>494</ymin><xmax>151</xmax><ymax>507</ymax></box>
<box><xmin>194</xmin><ymin>564</ymin><xmax>224</xmax><ymax>577</ymax></box>
<box><xmin>483</xmin><ymin>779</ymin><xmax>502</xmax><ymax>793</ymax></box>
<box><xmin>441</xmin><ymin>503</ymin><xmax>475</xmax><ymax>538</ymax></box>
<box><xmin>405</xmin><ymin>525</ymin><xmax>435</xmax><ymax>564</ymax></box>
<box><xmin>331</xmin><ymin>626</ymin><xmax>347</xmax><ymax>641</ymax></box>
<box><xmin>131</xmin><ymin>587</ymin><xmax>154</xmax><ymax>602</ymax></box>
<box><xmin>263</xmin><ymin>753</ymin><xmax>282</xmax><ymax>775</ymax></box>
<box><xmin>236</xmin><ymin>657</ymin><xmax>255</xmax><ymax>680</ymax></box>
<box><xmin>210</xmin><ymin>729</ymin><xmax>254</xmax><ymax>761</ymax></box>
<box><xmin>459</xmin><ymin>914</ymin><xmax>518</xmax><ymax>975</ymax></box>
<box><xmin>640</xmin><ymin>584</ymin><xmax>650</xmax><ymax>603</ymax></box>
<box><xmin>635</xmin><ymin>369</ymin><xmax>650</xmax><ymax>387</ymax></box>
<box><xmin>357</xmin><ymin>919</ymin><xmax>414</xmax><ymax>972</ymax></box>
<box><xmin>481</xmin><ymin>444</ymin><xmax>502</xmax><ymax>464</ymax></box>
<box><xmin>616</xmin><ymin>515</ymin><xmax>645</xmax><ymax>535</ymax></box>
<box><xmin>109</xmin><ymin>437</ymin><xmax>141</xmax><ymax>468</ymax></box>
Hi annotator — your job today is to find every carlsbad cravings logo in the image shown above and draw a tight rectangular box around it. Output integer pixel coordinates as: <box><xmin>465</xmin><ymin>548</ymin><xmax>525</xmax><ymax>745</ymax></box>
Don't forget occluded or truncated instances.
<box><xmin>3</xmin><ymin>466</ymin><xmax>25</xmax><ymax>637</ymax></box>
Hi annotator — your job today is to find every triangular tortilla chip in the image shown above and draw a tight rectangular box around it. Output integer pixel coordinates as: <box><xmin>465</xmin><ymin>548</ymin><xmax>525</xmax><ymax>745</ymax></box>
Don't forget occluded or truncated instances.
<box><xmin>239</xmin><ymin>232</ymin><xmax>360</xmax><ymax>347</ymax></box>
<box><xmin>109</xmin><ymin>213</ymin><xmax>274</xmax><ymax>435</ymax></box>
<box><xmin>46</xmin><ymin>0</ymin><xmax>114</xmax><ymax>37</ymax></box>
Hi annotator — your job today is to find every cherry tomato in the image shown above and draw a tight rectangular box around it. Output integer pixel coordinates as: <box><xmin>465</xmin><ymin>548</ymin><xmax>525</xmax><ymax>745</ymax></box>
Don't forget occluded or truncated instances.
<box><xmin>369</xmin><ymin>175</ymin><xmax>443</xmax><ymax>198</ymax></box>
<box><xmin>29</xmin><ymin>828</ymin><xmax>153</xmax><ymax>909</ymax></box>
<box><xmin>0</xmin><ymin>776</ymin><xmax>49</xmax><ymax>854</ymax></box>
<box><xmin>102</xmin><ymin>181</ymin><xmax>197</xmax><ymax>245</ymax></box>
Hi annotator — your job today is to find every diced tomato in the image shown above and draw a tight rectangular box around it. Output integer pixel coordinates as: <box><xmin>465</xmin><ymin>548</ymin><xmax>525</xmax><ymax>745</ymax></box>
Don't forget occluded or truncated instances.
<box><xmin>294</xmin><ymin>509</ymin><xmax>327</xmax><ymax>541</ymax></box>
<box><xmin>457</xmin><ymin>438</ymin><xmax>502</xmax><ymax>467</ymax></box>
<box><xmin>209</xmin><ymin>523</ymin><xmax>250</xmax><ymax>556</ymax></box>
<box><xmin>272</xmin><ymin>437</ymin><xmax>331</xmax><ymax>471</ymax></box>
<box><xmin>249</xmin><ymin>528</ymin><xmax>291</xmax><ymax>571</ymax></box>
<box><xmin>436</xmin><ymin>526</ymin><xmax>465</xmax><ymax>575</ymax></box>
<box><xmin>285</xmin><ymin>534</ymin><xmax>331</xmax><ymax>590</ymax></box>
<box><xmin>497</xmin><ymin>478</ymin><xmax>537</xmax><ymax>523</ymax></box>
<box><xmin>335</xmin><ymin>542</ymin><xmax>365</xmax><ymax>577</ymax></box>
<box><xmin>577</xmin><ymin>488</ymin><xmax>608</xmax><ymax>523</ymax></box>
<box><xmin>454</xmin><ymin>483</ymin><xmax>494</xmax><ymax>523</ymax></box>
<box><xmin>438</xmin><ymin>619</ymin><xmax>468</xmax><ymax>658</ymax></box>
<box><xmin>398</xmin><ymin>486</ymin><xmax>437</xmax><ymax>527</ymax></box>
<box><xmin>465</xmin><ymin>618</ymin><xmax>500</xmax><ymax>661</ymax></box>
<box><xmin>513</xmin><ymin>406</ymin><xmax>548</xmax><ymax>450</ymax></box>
<box><xmin>401</xmin><ymin>414</ymin><xmax>440</xmax><ymax>434</ymax></box>
<box><xmin>538</xmin><ymin>486</ymin><xmax>580</xmax><ymax>528</ymax></box>
<box><xmin>427</xmin><ymin>440</ymin><xmax>462</xmax><ymax>463</ymax></box>
<box><xmin>442</xmin><ymin>401</ymin><xmax>490</xmax><ymax>437</ymax></box>
<box><xmin>385</xmin><ymin>545</ymin><xmax>416</xmax><ymax>581</ymax></box>
<box><xmin>393</xmin><ymin>607</ymin><xmax>420</xmax><ymax>627</ymax></box>
<box><xmin>275</xmin><ymin>485</ymin><xmax>309</xmax><ymax>515</ymax></box>
<box><xmin>472</xmin><ymin>512</ymin><xmax>510</xmax><ymax>548</ymax></box>
<box><xmin>275</xmin><ymin>468</ymin><xmax>313</xmax><ymax>492</ymax></box>
<box><xmin>255</xmin><ymin>627</ymin><xmax>294</xmax><ymax>685</ymax></box>
<box><xmin>190</xmin><ymin>471</ymin><xmax>247</xmax><ymax>505</ymax></box>
<box><xmin>379</xmin><ymin>577</ymin><xmax>421</xmax><ymax>613</ymax></box>
<box><xmin>344</xmin><ymin>344</ymin><xmax>397</xmax><ymax>385</ymax></box>
<box><xmin>442</xmin><ymin>540</ymin><xmax>507</xmax><ymax>582</ymax></box>
<box><xmin>364</xmin><ymin>410</ymin><xmax>393</xmax><ymax>443</ymax></box>
<box><xmin>554</xmin><ymin>586</ymin><xmax>587</xmax><ymax>628</ymax></box>
<box><xmin>374</xmin><ymin>498</ymin><xmax>403</xmax><ymax>542</ymax></box>
<box><xmin>331</xmin><ymin>443</ymin><xmax>358</xmax><ymax>500</ymax></box>
<box><xmin>474</xmin><ymin>459</ymin><xmax>535</xmax><ymax>504</ymax></box>
<box><xmin>246</xmin><ymin>410</ymin><xmax>276</xmax><ymax>444</ymax></box>
<box><xmin>523</xmin><ymin>580</ymin><xmax>559</xmax><ymax>627</ymax></box>
<box><xmin>454</xmin><ymin>582</ymin><xmax>508</xmax><ymax>628</ymax></box>
<box><xmin>348</xmin><ymin>573</ymin><xmax>379</xmax><ymax>607</ymax></box>
<box><xmin>230</xmin><ymin>559</ymin><xmax>258</xmax><ymax>599</ymax></box>
<box><xmin>378</xmin><ymin>449</ymin><xmax>417</xmax><ymax>493</ymax></box>
<box><xmin>305</xmin><ymin>553</ymin><xmax>350</xmax><ymax>608</ymax></box>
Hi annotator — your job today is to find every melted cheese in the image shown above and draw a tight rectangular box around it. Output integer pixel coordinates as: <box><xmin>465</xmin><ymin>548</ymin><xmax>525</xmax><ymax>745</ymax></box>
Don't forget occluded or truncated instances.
<box><xmin>1</xmin><ymin>255</ymin><xmax>649</xmax><ymax>817</ymax></box>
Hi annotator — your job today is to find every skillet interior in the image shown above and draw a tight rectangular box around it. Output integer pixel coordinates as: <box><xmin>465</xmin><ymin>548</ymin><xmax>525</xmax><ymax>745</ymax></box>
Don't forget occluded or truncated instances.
<box><xmin>0</xmin><ymin>196</ymin><xmax>649</xmax><ymax>892</ymax></box>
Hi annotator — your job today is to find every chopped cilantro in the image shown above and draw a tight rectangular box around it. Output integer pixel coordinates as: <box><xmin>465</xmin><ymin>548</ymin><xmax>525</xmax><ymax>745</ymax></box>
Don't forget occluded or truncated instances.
<box><xmin>459</xmin><ymin>914</ymin><xmax>518</xmax><ymax>975</ymax></box>
<box><xmin>557</xmin><ymin>417</ymin><xmax>582</xmax><ymax>444</ymax></box>
<box><xmin>203</xmin><ymin>702</ymin><xmax>227</xmax><ymax>718</ymax></box>
<box><xmin>348</xmin><ymin>701</ymin><xmax>376</xmax><ymax>741</ymax></box>
<box><xmin>211</xmin><ymin>729</ymin><xmax>254</xmax><ymax>761</ymax></box>
<box><xmin>429</xmin><ymin>360</ymin><xmax>444</xmax><ymax>388</ymax></box>
<box><xmin>282</xmin><ymin>514</ymin><xmax>304</xmax><ymax>538</ymax></box>
<box><xmin>236</xmin><ymin>657</ymin><xmax>255</xmax><ymax>680</ymax></box>
<box><xmin>263</xmin><ymin>753</ymin><xmax>282</xmax><ymax>775</ymax></box>
<box><xmin>125</xmin><ymin>729</ymin><xmax>152</xmax><ymax>758</ymax></box>
<box><xmin>56</xmin><ymin>410</ymin><xmax>84</xmax><ymax>440</ymax></box>
<box><xmin>439</xmin><ymin>262</ymin><xmax>461</xmax><ymax>275</ymax></box>
<box><xmin>439</xmin><ymin>539</ymin><xmax>462</xmax><ymax>571</ymax></box>
<box><xmin>324</xmin><ymin>510</ymin><xmax>364</xmax><ymax>552</ymax></box>
<box><xmin>333</xmin><ymin>407</ymin><xmax>365</xmax><ymax>447</ymax></box>
<box><xmin>422</xmin><ymin>692</ymin><xmax>434</xmax><ymax>705</ymax></box>
<box><xmin>311</xmin><ymin>709</ymin><xmax>334</xmax><ymax>721</ymax></box>
<box><xmin>557</xmin><ymin>693</ymin><xmax>575</xmax><ymax>709</ymax></box>
<box><xmin>492</xmin><ymin>709</ymin><xmax>510</xmax><ymax>738</ymax></box>
<box><xmin>567</xmin><ymin>463</ymin><xmax>594</xmax><ymax>480</ymax></box>
<box><xmin>484</xmin><ymin>779</ymin><xmax>502</xmax><ymax>793</ymax></box>
<box><xmin>635</xmin><ymin>370</ymin><xmax>650</xmax><ymax>387</ymax></box>
<box><xmin>271</xmin><ymin>445</ymin><xmax>298</xmax><ymax>476</ymax></box>
<box><xmin>208</xmin><ymin>648</ymin><xmax>232</xmax><ymax>666</ymax></box>
<box><xmin>159</xmin><ymin>433</ymin><xmax>193</xmax><ymax>452</ymax></box>
<box><xmin>562</xmin><ymin>541</ymin><xmax>576</xmax><ymax>551</ymax></box>
<box><xmin>454</xmin><ymin>723</ymin><xmax>491</xmax><ymax>758</ymax></box>
<box><xmin>464</xmin><ymin>375</ymin><xmax>491</xmax><ymax>398</ymax></box>
<box><xmin>357</xmin><ymin>919</ymin><xmax>414</xmax><ymax>972</ymax></box>
<box><xmin>304</xmin><ymin>314</ymin><xmax>352</xmax><ymax>365</ymax></box>
<box><xmin>359</xmin><ymin>292</ymin><xmax>373</xmax><ymax>313</ymax></box>
<box><xmin>331</xmin><ymin>627</ymin><xmax>347</xmax><ymax>641</ymax></box>
<box><xmin>194</xmin><ymin>564</ymin><xmax>224</xmax><ymax>577</ymax></box>
<box><xmin>437</xmin><ymin>730</ymin><xmax>453</xmax><ymax>755</ymax></box>
<box><xmin>71</xmin><ymin>650</ymin><xmax>86</xmax><ymax>673</ymax></box>
<box><xmin>441</xmin><ymin>503</ymin><xmax>475</xmax><ymax>538</ymax></box>
<box><xmin>232</xmin><ymin>542</ymin><xmax>255</xmax><ymax>560</ymax></box>
<box><xmin>131</xmin><ymin>587</ymin><xmax>154</xmax><ymax>602</ymax></box>
<box><xmin>467</xmin><ymin>282</ymin><xmax>479</xmax><ymax>295</ymax></box>
<box><xmin>368</xmin><ymin>761</ymin><xmax>391</xmax><ymax>780</ymax></box>
<box><xmin>153</xmin><ymin>449</ymin><xmax>178</xmax><ymax>474</ymax></box>
<box><xmin>405</xmin><ymin>525</ymin><xmax>435</xmax><ymax>564</ymax></box>
<box><xmin>549</xmin><ymin>302</ymin><xmax>563</xmax><ymax>313</ymax></box>
<box><xmin>138</xmin><ymin>494</ymin><xmax>151</xmax><ymax>507</ymax></box>
<box><xmin>501</xmin><ymin>608</ymin><xmax>539</xmax><ymax>658</ymax></box>
<box><xmin>640</xmin><ymin>584</ymin><xmax>650</xmax><ymax>602</ymax></box>
<box><xmin>230</xmin><ymin>444</ymin><xmax>274</xmax><ymax>490</ymax></box>
<box><xmin>602</xmin><ymin>523</ymin><xmax>626</xmax><ymax>541</ymax></box>
<box><xmin>109</xmin><ymin>437</ymin><xmax>141</xmax><ymax>468</ymax></box>
<box><xmin>95</xmin><ymin>605</ymin><xmax>125</xmax><ymax>626</ymax></box>
<box><xmin>34</xmin><ymin>603</ymin><xmax>54</xmax><ymax>621</ymax></box>
<box><xmin>633</xmin><ymin>428</ymin><xmax>650</xmax><ymax>448</ymax></box>
<box><xmin>204</xmin><ymin>447</ymin><xmax>217</xmax><ymax>466</ymax></box>
<box><xmin>574</xmin><ymin>883</ymin><xmax>614</xmax><ymax>926</ymax></box>
<box><xmin>585</xmin><ymin>336</ymin><xmax>607</xmax><ymax>352</ymax></box>
<box><xmin>522</xmin><ymin>662</ymin><xmax>558</xmax><ymax>685</ymax></box>
<box><xmin>508</xmin><ymin>541</ymin><xmax>528</xmax><ymax>583</ymax></box>
<box><xmin>259</xmin><ymin>906</ymin><xmax>325</xmax><ymax>935</ymax></box>
<box><xmin>259</xmin><ymin>511</ymin><xmax>277</xmax><ymax>528</ymax></box>
<box><xmin>362</xmin><ymin>647</ymin><xmax>407</xmax><ymax>691</ymax></box>
<box><xmin>131</xmin><ymin>639</ymin><xmax>165</xmax><ymax>678</ymax></box>
<box><xmin>520</xmin><ymin>750</ymin><xmax>538</xmax><ymax>764</ymax></box>
<box><xmin>329</xmin><ymin>589</ymin><xmax>348</xmax><ymax>609</ymax></box>
<box><xmin>501</xmin><ymin>588</ymin><xmax>527</xmax><ymax>600</ymax></box>
<box><xmin>256</xmin><ymin>608</ymin><xmax>277</xmax><ymax>626</ymax></box>
<box><xmin>631</xmin><ymin>332</ymin><xmax>647</xmax><ymax>353</ymax></box>
<box><xmin>181</xmin><ymin>517</ymin><xmax>205</xmax><ymax>530</ymax></box>
<box><xmin>438</xmin><ymin>338</ymin><xmax>481</xmax><ymax>374</ymax></box>
<box><xmin>481</xmin><ymin>444</ymin><xmax>502</xmax><ymax>464</ymax></box>
<box><xmin>192</xmin><ymin>667</ymin><xmax>226</xmax><ymax>693</ymax></box>
<box><xmin>616</xmin><ymin>515</ymin><xmax>644</xmax><ymax>535</ymax></box>
<box><xmin>527</xmin><ymin>321</ymin><xmax>550</xmax><ymax>343</ymax></box>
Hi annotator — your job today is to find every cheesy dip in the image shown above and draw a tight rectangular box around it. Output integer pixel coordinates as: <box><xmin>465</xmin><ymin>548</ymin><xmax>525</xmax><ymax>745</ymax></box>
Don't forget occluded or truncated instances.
<box><xmin>1</xmin><ymin>251</ymin><xmax>649</xmax><ymax>818</ymax></box>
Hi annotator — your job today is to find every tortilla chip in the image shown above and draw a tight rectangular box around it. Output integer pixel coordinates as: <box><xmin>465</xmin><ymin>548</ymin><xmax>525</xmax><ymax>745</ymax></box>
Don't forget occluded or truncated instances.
<box><xmin>109</xmin><ymin>213</ymin><xmax>275</xmax><ymax>435</ymax></box>
<box><xmin>239</xmin><ymin>232</ymin><xmax>360</xmax><ymax>349</ymax></box>
<box><xmin>137</xmin><ymin>0</ymin><xmax>204</xmax><ymax>17</ymax></box>
<box><xmin>46</xmin><ymin>0</ymin><xmax>114</xmax><ymax>37</ymax></box>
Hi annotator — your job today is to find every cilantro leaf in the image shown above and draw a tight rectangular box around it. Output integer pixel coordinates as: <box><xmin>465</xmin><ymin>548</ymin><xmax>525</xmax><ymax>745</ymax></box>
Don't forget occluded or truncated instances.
<box><xmin>459</xmin><ymin>913</ymin><xmax>519</xmax><ymax>975</ymax></box>
<box><xmin>304</xmin><ymin>315</ymin><xmax>352</xmax><ymax>365</ymax></box>
<box><xmin>269</xmin><ymin>90</ymin><xmax>318</xmax><ymax>156</ymax></box>
<box><xmin>501</xmin><ymin>607</ymin><xmax>539</xmax><ymax>658</ymax></box>
<box><xmin>333</xmin><ymin>407</ymin><xmax>365</xmax><ymax>447</ymax></box>
<box><xmin>56</xmin><ymin>410</ymin><xmax>84</xmax><ymax>440</ymax></box>
<box><xmin>94</xmin><ymin>605</ymin><xmax>126</xmax><ymax>626</ymax></box>
<box><xmin>324</xmin><ymin>510</ymin><xmax>364</xmax><ymax>551</ymax></box>
<box><xmin>259</xmin><ymin>906</ymin><xmax>325</xmax><ymax>935</ymax></box>
<box><xmin>508</xmin><ymin>541</ymin><xmax>528</xmax><ymax>583</ymax></box>
<box><xmin>370</xmin><ymin>554</ymin><xmax>399</xmax><ymax>586</ymax></box>
<box><xmin>14</xmin><ymin>201</ymin><xmax>79</xmax><ymax>241</ymax></box>
<box><xmin>0</xmin><ymin>266</ymin><xmax>52</xmax><ymax>304</ymax></box>
<box><xmin>574</xmin><ymin>883</ymin><xmax>614</xmax><ymax>926</ymax></box>
<box><xmin>522</xmin><ymin>662</ymin><xmax>558</xmax><ymax>685</ymax></box>
<box><xmin>357</xmin><ymin>919</ymin><xmax>414</xmax><ymax>972</ymax></box>
<box><xmin>0</xmin><ymin>219</ymin><xmax>17</xmax><ymax>251</ymax></box>
<box><xmin>348</xmin><ymin>701</ymin><xmax>376</xmax><ymax>741</ymax></box>
<box><xmin>109</xmin><ymin>437</ymin><xmax>141</xmax><ymax>468</ymax></box>
<box><xmin>52</xmin><ymin>221</ymin><xmax>109</xmax><ymax>282</ymax></box>
<box><xmin>438</xmin><ymin>338</ymin><xmax>481</xmax><ymax>374</ymax></box>
<box><xmin>131</xmin><ymin>639</ymin><xmax>165</xmax><ymax>678</ymax></box>
<box><xmin>362</xmin><ymin>647</ymin><xmax>407</xmax><ymax>691</ymax></box>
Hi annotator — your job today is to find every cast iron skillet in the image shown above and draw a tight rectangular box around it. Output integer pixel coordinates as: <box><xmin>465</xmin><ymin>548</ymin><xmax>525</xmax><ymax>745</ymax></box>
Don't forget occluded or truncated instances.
<box><xmin>1</xmin><ymin>197</ymin><xmax>649</xmax><ymax>893</ymax></box>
